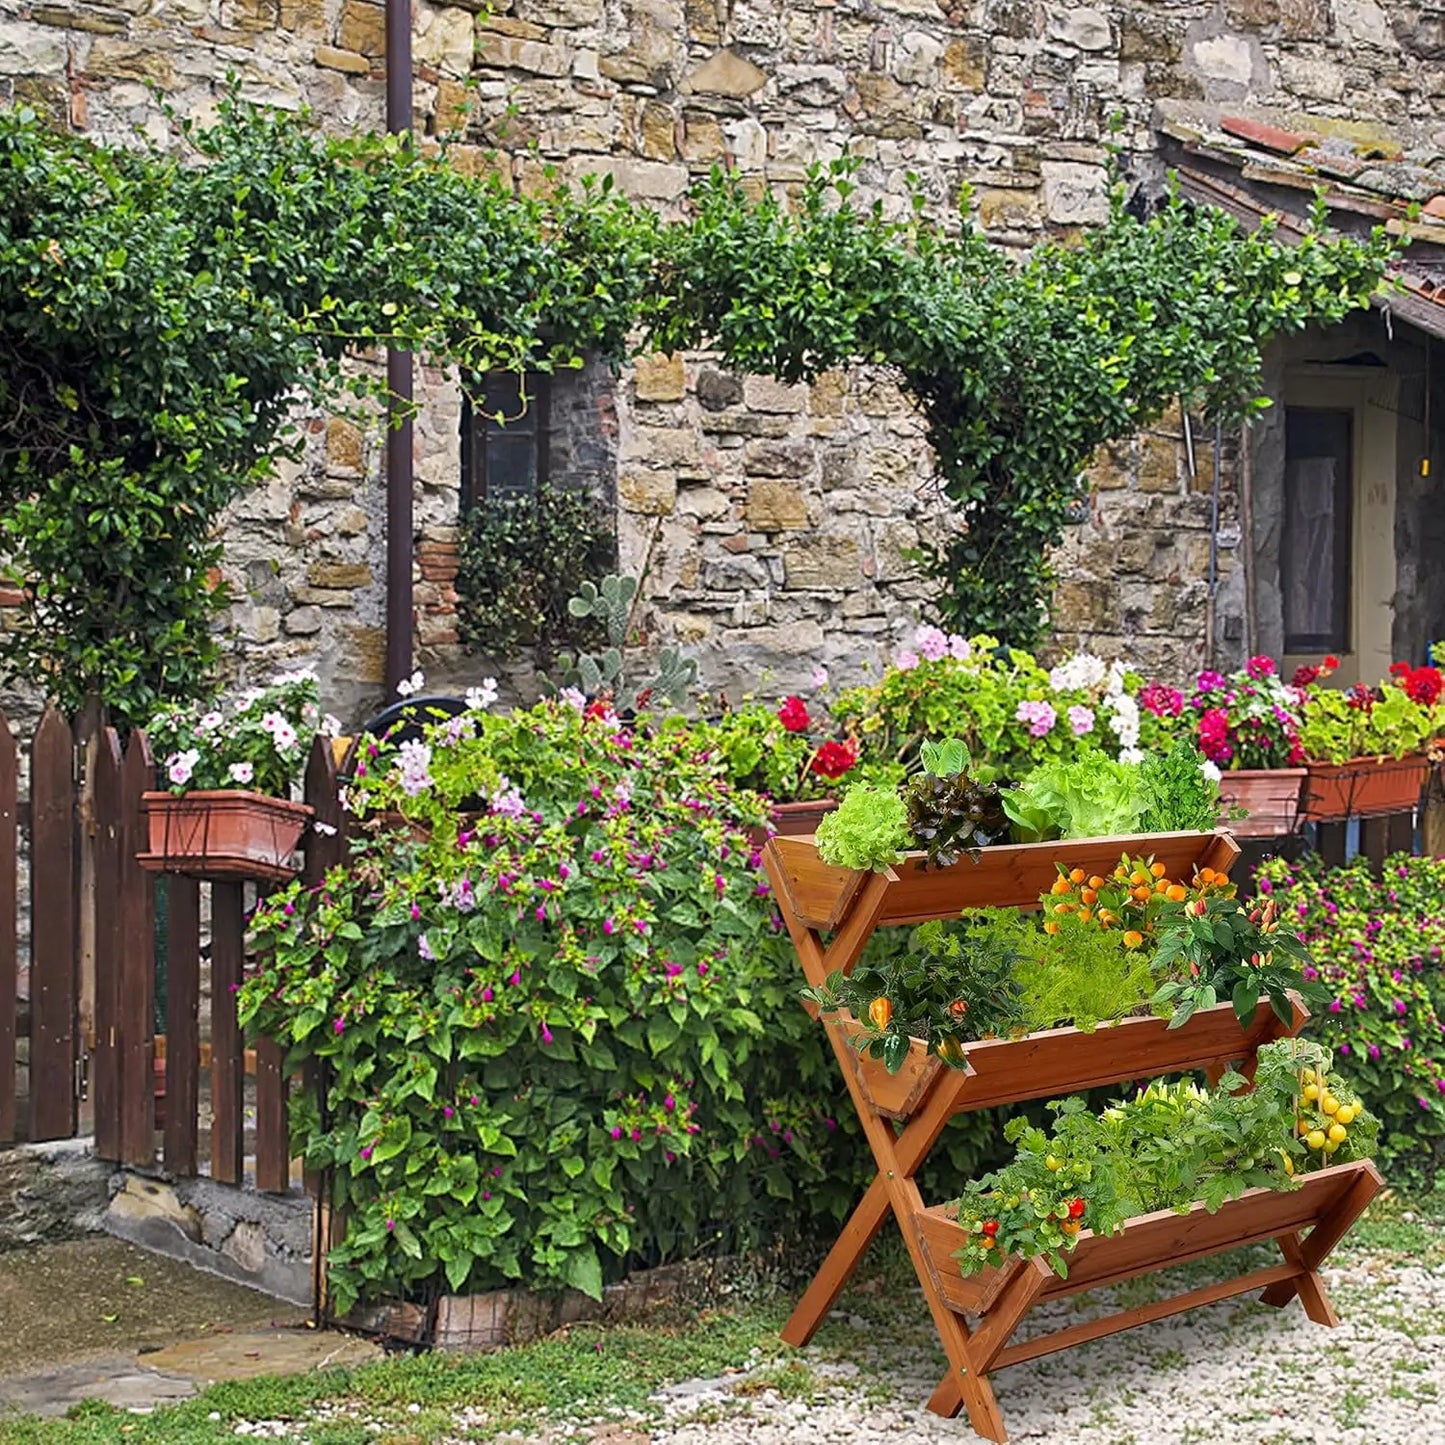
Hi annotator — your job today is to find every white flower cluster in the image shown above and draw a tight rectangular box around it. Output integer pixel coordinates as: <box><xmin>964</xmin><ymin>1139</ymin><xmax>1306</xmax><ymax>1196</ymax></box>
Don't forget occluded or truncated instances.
<box><xmin>1048</xmin><ymin>652</ymin><xmax>1108</xmax><ymax>693</ymax></box>
<box><xmin>1104</xmin><ymin>691</ymin><xmax>1143</xmax><ymax>764</ymax></box>
<box><xmin>466</xmin><ymin>677</ymin><xmax>499</xmax><ymax>710</ymax></box>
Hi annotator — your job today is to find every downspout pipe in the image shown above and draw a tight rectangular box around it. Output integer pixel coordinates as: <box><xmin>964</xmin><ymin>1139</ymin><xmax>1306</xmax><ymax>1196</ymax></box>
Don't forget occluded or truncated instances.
<box><xmin>384</xmin><ymin>0</ymin><xmax>414</xmax><ymax>698</ymax></box>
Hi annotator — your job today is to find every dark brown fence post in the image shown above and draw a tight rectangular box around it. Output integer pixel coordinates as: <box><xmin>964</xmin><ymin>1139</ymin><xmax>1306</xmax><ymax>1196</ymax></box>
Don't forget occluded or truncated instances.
<box><xmin>304</xmin><ymin>736</ymin><xmax>347</xmax><ymax>878</ymax></box>
<box><xmin>30</xmin><ymin>707</ymin><xmax>77</xmax><ymax>1141</ymax></box>
<box><xmin>211</xmin><ymin>880</ymin><xmax>246</xmax><ymax>1185</ymax></box>
<box><xmin>116</xmin><ymin>730</ymin><xmax>156</xmax><ymax>1166</ymax></box>
<box><xmin>91</xmin><ymin>730</ymin><xmax>123</xmax><ymax>1161</ymax></box>
<box><xmin>0</xmin><ymin>711</ymin><xmax>16</xmax><ymax>1144</ymax></box>
<box><xmin>163</xmin><ymin>876</ymin><xmax>201</xmax><ymax>1178</ymax></box>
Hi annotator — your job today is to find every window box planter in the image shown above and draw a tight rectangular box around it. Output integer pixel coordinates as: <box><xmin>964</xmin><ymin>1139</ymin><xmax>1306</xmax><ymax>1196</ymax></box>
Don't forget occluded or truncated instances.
<box><xmin>1300</xmin><ymin>754</ymin><xmax>1431</xmax><ymax>822</ymax></box>
<box><xmin>138</xmin><ymin>790</ymin><xmax>312</xmax><ymax>883</ymax></box>
<box><xmin>1216</xmin><ymin>768</ymin><xmax>1307</xmax><ymax>838</ymax></box>
<box><xmin>835</xmin><ymin>996</ymin><xmax>1307</xmax><ymax>1123</ymax></box>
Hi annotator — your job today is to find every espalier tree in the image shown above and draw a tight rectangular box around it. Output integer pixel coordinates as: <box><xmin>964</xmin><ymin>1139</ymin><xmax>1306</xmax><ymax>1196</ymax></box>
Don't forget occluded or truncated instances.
<box><xmin>0</xmin><ymin>98</ymin><xmax>656</xmax><ymax>724</ymax></box>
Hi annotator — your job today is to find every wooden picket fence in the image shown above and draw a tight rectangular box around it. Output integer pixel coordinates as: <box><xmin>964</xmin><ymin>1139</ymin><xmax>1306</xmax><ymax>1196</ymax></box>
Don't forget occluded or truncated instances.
<box><xmin>0</xmin><ymin>710</ymin><xmax>345</xmax><ymax>1194</ymax></box>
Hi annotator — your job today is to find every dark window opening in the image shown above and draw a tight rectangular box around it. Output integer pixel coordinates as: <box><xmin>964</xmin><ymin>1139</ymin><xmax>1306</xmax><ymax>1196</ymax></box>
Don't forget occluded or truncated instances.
<box><xmin>461</xmin><ymin>372</ymin><xmax>551</xmax><ymax>510</ymax></box>
<box><xmin>1282</xmin><ymin>405</ymin><xmax>1352</xmax><ymax>655</ymax></box>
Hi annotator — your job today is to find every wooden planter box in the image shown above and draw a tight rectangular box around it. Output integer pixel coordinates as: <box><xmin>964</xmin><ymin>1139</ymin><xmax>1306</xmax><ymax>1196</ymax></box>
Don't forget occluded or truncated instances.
<box><xmin>916</xmin><ymin>1158</ymin><xmax>1382</xmax><ymax>1349</ymax></box>
<box><xmin>138</xmin><ymin>790</ymin><xmax>312</xmax><ymax>883</ymax></box>
<box><xmin>1301</xmin><ymin>755</ymin><xmax>1430</xmax><ymax>822</ymax></box>
<box><xmin>837</xmin><ymin>996</ymin><xmax>1307</xmax><ymax>1122</ymax></box>
<box><xmin>1217</xmin><ymin>768</ymin><xmax>1307</xmax><ymax>838</ymax></box>
<box><xmin>768</xmin><ymin>828</ymin><xmax>1240</xmax><ymax>933</ymax></box>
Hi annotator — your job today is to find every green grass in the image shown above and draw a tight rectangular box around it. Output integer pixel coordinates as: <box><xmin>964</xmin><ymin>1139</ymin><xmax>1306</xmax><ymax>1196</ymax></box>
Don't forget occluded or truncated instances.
<box><xmin>0</xmin><ymin>1305</ymin><xmax>795</xmax><ymax>1445</ymax></box>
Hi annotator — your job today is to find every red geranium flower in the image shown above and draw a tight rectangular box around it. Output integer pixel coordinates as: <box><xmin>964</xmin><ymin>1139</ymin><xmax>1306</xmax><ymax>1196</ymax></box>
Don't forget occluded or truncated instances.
<box><xmin>811</xmin><ymin>739</ymin><xmax>859</xmax><ymax>779</ymax></box>
<box><xmin>1400</xmin><ymin>665</ymin><xmax>1444</xmax><ymax>707</ymax></box>
<box><xmin>777</xmin><ymin>695</ymin><xmax>811</xmax><ymax>733</ymax></box>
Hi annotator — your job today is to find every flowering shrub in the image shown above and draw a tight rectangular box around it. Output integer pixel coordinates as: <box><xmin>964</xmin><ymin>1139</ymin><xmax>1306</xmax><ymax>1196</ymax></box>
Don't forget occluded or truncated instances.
<box><xmin>241</xmin><ymin>699</ymin><xmax>881</xmax><ymax>1312</ymax></box>
<box><xmin>146</xmin><ymin>673</ymin><xmax>328</xmax><ymax>795</ymax></box>
<box><xmin>708</xmin><ymin>692</ymin><xmax>860</xmax><ymax>803</ymax></box>
<box><xmin>1183</xmin><ymin>656</ymin><xmax>1309</xmax><ymax>770</ymax></box>
<box><xmin>832</xmin><ymin>631</ymin><xmax>1168</xmax><ymax>775</ymax></box>
<box><xmin>1256</xmin><ymin>852</ymin><xmax>1445</xmax><ymax>1182</ymax></box>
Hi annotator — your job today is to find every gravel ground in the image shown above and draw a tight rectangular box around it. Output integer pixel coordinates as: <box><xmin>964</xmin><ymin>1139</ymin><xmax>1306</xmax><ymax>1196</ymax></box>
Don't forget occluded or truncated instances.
<box><xmin>653</xmin><ymin>1246</ymin><xmax>1445</xmax><ymax>1445</ymax></box>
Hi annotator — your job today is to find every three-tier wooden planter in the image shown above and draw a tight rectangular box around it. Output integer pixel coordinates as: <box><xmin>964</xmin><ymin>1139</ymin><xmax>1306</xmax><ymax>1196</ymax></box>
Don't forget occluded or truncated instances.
<box><xmin>765</xmin><ymin>828</ymin><xmax>1382</xmax><ymax>1444</ymax></box>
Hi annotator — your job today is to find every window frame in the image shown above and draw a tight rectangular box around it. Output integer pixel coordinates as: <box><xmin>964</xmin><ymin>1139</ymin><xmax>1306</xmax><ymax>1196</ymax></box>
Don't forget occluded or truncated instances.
<box><xmin>1280</xmin><ymin>403</ymin><xmax>1354</xmax><ymax>657</ymax></box>
<box><xmin>460</xmin><ymin>371</ymin><xmax>552</xmax><ymax>512</ymax></box>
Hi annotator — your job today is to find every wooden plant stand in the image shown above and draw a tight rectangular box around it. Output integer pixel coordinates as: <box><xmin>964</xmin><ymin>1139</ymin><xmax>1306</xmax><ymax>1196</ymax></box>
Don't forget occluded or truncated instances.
<box><xmin>765</xmin><ymin>829</ymin><xmax>1383</xmax><ymax>1443</ymax></box>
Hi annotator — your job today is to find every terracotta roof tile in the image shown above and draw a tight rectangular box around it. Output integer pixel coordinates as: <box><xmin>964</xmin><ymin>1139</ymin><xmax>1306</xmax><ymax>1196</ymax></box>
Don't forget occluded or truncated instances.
<box><xmin>1220</xmin><ymin>114</ymin><xmax>1312</xmax><ymax>155</ymax></box>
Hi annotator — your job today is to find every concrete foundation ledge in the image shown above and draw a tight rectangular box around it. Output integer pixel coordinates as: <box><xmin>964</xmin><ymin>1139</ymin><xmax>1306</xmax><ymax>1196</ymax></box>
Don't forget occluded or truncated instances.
<box><xmin>103</xmin><ymin>1172</ymin><xmax>313</xmax><ymax>1309</ymax></box>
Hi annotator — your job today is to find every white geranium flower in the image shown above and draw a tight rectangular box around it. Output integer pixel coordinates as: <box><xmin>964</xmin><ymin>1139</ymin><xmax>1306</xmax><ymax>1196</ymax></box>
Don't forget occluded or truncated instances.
<box><xmin>466</xmin><ymin>678</ymin><xmax>499</xmax><ymax>710</ymax></box>
<box><xmin>1200</xmin><ymin>760</ymin><xmax>1223</xmax><ymax>783</ymax></box>
<box><xmin>1048</xmin><ymin>653</ymin><xmax>1107</xmax><ymax>693</ymax></box>
<box><xmin>396</xmin><ymin>669</ymin><xmax>425</xmax><ymax>698</ymax></box>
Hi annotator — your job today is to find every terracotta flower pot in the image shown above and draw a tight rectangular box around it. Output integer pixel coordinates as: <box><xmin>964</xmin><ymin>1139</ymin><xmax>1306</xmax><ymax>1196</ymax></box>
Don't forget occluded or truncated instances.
<box><xmin>1216</xmin><ymin>768</ymin><xmax>1307</xmax><ymax>838</ymax></box>
<box><xmin>1300</xmin><ymin>755</ymin><xmax>1431</xmax><ymax>822</ymax></box>
<box><xmin>138</xmin><ymin>790</ymin><xmax>313</xmax><ymax>882</ymax></box>
<box><xmin>768</xmin><ymin>799</ymin><xmax>838</xmax><ymax>837</ymax></box>
<box><xmin>745</xmin><ymin>798</ymin><xmax>837</xmax><ymax>850</ymax></box>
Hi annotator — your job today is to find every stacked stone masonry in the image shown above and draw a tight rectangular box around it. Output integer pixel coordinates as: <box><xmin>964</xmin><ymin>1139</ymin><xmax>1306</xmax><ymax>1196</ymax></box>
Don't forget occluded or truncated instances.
<box><xmin>4</xmin><ymin>1</ymin><xmax>1444</xmax><ymax>717</ymax></box>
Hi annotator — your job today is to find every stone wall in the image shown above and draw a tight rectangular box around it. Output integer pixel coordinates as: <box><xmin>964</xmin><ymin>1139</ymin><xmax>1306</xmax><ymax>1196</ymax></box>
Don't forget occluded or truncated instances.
<box><xmin>6</xmin><ymin>1</ymin><xmax>1445</xmax><ymax>715</ymax></box>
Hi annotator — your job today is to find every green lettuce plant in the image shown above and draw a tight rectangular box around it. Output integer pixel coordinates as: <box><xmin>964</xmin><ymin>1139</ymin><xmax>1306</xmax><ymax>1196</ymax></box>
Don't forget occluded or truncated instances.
<box><xmin>814</xmin><ymin>786</ymin><xmax>908</xmax><ymax>872</ymax></box>
<box><xmin>1002</xmin><ymin>752</ymin><xmax>1149</xmax><ymax>842</ymax></box>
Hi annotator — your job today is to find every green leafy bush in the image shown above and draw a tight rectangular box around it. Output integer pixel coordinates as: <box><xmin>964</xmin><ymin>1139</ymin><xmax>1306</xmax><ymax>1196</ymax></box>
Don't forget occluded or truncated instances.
<box><xmin>651</xmin><ymin>158</ymin><xmax>1394</xmax><ymax>642</ymax></box>
<box><xmin>0</xmin><ymin>98</ymin><xmax>653</xmax><ymax>721</ymax></box>
<box><xmin>1296</xmin><ymin>682</ymin><xmax>1442</xmax><ymax>764</ymax></box>
<box><xmin>1255</xmin><ymin>852</ymin><xmax>1445</xmax><ymax>1182</ymax></box>
<box><xmin>455</xmin><ymin>489</ymin><xmax>615</xmax><ymax>662</ymax></box>
<box><xmin>242</xmin><ymin>701</ymin><xmax>863</xmax><ymax>1313</ymax></box>
<box><xmin>1002</xmin><ymin>752</ymin><xmax>1149</xmax><ymax>841</ymax></box>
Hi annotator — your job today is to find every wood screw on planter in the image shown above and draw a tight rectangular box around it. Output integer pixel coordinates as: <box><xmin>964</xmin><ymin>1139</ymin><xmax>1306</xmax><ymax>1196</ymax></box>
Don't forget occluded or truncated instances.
<box><xmin>764</xmin><ymin>828</ymin><xmax>1383</xmax><ymax>1444</ymax></box>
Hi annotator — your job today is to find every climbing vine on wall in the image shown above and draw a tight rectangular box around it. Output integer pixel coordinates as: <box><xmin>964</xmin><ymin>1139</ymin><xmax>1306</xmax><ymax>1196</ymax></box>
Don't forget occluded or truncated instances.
<box><xmin>0</xmin><ymin>99</ymin><xmax>1395</xmax><ymax>718</ymax></box>
<box><xmin>649</xmin><ymin>158</ymin><xmax>1395</xmax><ymax>643</ymax></box>
<box><xmin>0</xmin><ymin>98</ymin><xmax>656</xmax><ymax>723</ymax></box>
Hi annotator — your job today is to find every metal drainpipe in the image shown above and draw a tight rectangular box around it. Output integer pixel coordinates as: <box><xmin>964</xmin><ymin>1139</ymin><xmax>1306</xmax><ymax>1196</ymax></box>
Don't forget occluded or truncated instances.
<box><xmin>384</xmin><ymin>0</ymin><xmax>415</xmax><ymax>698</ymax></box>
